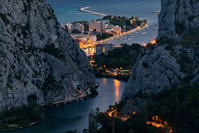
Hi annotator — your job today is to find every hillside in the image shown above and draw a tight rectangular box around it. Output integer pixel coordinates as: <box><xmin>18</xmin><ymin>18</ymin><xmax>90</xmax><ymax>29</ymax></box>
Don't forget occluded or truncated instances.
<box><xmin>122</xmin><ymin>0</ymin><xmax>199</xmax><ymax>113</ymax></box>
<box><xmin>0</xmin><ymin>0</ymin><xmax>95</xmax><ymax>111</ymax></box>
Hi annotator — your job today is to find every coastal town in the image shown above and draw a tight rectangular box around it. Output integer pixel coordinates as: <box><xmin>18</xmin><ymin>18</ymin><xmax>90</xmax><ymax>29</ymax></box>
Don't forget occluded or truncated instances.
<box><xmin>60</xmin><ymin>7</ymin><xmax>151</xmax><ymax>81</ymax></box>
<box><xmin>61</xmin><ymin>7</ymin><xmax>148</xmax><ymax>55</ymax></box>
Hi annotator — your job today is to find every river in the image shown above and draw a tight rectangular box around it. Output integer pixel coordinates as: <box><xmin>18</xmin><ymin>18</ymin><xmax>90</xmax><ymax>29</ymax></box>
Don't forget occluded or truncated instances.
<box><xmin>5</xmin><ymin>78</ymin><xmax>126</xmax><ymax>133</ymax></box>
<box><xmin>3</xmin><ymin>1</ymin><xmax>161</xmax><ymax>132</ymax></box>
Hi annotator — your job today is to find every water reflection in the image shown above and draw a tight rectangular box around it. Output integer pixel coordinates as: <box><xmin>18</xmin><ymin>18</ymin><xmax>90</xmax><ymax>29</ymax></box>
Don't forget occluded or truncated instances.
<box><xmin>103</xmin><ymin>78</ymin><xmax>107</xmax><ymax>85</ymax></box>
<box><xmin>6</xmin><ymin>78</ymin><xmax>126</xmax><ymax>133</ymax></box>
<box><xmin>113</xmin><ymin>79</ymin><xmax>120</xmax><ymax>103</ymax></box>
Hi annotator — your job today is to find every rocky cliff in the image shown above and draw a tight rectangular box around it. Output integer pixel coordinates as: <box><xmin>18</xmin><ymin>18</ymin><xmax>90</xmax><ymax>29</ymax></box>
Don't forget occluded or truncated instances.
<box><xmin>0</xmin><ymin>0</ymin><xmax>95</xmax><ymax>111</ymax></box>
<box><xmin>158</xmin><ymin>0</ymin><xmax>199</xmax><ymax>40</ymax></box>
<box><xmin>122</xmin><ymin>0</ymin><xmax>199</xmax><ymax>113</ymax></box>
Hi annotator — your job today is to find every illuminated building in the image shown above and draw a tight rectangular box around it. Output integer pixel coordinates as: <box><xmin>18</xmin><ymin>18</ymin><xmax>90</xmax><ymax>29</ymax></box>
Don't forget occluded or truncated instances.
<box><xmin>95</xmin><ymin>44</ymin><xmax>113</xmax><ymax>54</ymax></box>
<box><xmin>89</xmin><ymin>35</ymin><xmax>97</xmax><ymax>42</ymax></box>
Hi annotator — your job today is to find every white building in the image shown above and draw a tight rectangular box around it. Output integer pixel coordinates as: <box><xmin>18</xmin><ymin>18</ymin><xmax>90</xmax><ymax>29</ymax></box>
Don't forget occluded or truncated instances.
<box><xmin>89</xmin><ymin>20</ymin><xmax>110</xmax><ymax>32</ymax></box>
<box><xmin>89</xmin><ymin>35</ymin><xmax>97</xmax><ymax>42</ymax></box>
<box><xmin>66</xmin><ymin>22</ymin><xmax>72</xmax><ymax>30</ymax></box>
<box><xmin>113</xmin><ymin>26</ymin><xmax>121</xmax><ymax>34</ymax></box>
<box><xmin>102</xmin><ymin>25</ymin><xmax>121</xmax><ymax>34</ymax></box>
<box><xmin>71</xmin><ymin>23</ymin><xmax>85</xmax><ymax>33</ymax></box>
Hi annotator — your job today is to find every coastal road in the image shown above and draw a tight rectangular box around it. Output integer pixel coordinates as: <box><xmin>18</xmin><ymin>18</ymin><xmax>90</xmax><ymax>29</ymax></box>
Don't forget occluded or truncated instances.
<box><xmin>79</xmin><ymin>7</ymin><xmax>149</xmax><ymax>46</ymax></box>
<box><xmin>95</xmin><ymin>24</ymin><xmax>149</xmax><ymax>44</ymax></box>
<box><xmin>52</xmin><ymin>89</ymin><xmax>86</xmax><ymax>104</ymax></box>
<box><xmin>80</xmin><ymin>24</ymin><xmax>149</xmax><ymax>49</ymax></box>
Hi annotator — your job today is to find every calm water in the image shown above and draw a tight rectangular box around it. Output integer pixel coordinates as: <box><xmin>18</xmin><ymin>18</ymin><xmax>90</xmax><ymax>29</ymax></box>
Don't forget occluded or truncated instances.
<box><xmin>2</xmin><ymin>1</ymin><xmax>161</xmax><ymax>132</ymax></box>
<box><xmin>47</xmin><ymin>0</ymin><xmax>161</xmax><ymax>45</ymax></box>
<box><xmin>5</xmin><ymin>78</ymin><xmax>126</xmax><ymax>133</ymax></box>
<box><xmin>47</xmin><ymin>0</ymin><xmax>160</xmax><ymax>24</ymax></box>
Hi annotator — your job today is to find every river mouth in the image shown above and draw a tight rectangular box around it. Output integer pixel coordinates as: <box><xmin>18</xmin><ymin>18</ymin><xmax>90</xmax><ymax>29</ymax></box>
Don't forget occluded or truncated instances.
<box><xmin>5</xmin><ymin>78</ymin><xmax>126</xmax><ymax>133</ymax></box>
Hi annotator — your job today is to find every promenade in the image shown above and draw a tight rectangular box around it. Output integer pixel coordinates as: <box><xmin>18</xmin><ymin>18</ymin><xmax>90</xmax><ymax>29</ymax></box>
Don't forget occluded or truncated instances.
<box><xmin>80</xmin><ymin>24</ymin><xmax>149</xmax><ymax>49</ymax></box>
<box><xmin>95</xmin><ymin>24</ymin><xmax>149</xmax><ymax>44</ymax></box>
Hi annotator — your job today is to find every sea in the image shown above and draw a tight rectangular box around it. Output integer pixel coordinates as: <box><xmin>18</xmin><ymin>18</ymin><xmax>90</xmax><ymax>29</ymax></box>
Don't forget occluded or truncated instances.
<box><xmin>47</xmin><ymin>0</ymin><xmax>161</xmax><ymax>45</ymax></box>
<box><xmin>1</xmin><ymin>1</ymin><xmax>162</xmax><ymax>132</ymax></box>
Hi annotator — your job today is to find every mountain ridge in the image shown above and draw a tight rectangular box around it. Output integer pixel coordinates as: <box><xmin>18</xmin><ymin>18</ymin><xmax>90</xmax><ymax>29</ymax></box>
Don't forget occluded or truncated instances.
<box><xmin>122</xmin><ymin>0</ymin><xmax>199</xmax><ymax>113</ymax></box>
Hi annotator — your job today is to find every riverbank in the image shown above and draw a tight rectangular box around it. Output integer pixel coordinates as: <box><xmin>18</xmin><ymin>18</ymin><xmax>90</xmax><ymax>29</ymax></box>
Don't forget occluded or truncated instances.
<box><xmin>0</xmin><ymin>121</ymin><xmax>41</xmax><ymax>132</ymax></box>
<box><xmin>50</xmin><ymin>82</ymin><xmax>100</xmax><ymax>106</ymax></box>
<box><xmin>0</xmin><ymin>83</ymin><xmax>100</xmax><ymax>132</ymax></box>
<box><xmin>95</xmin><ymin>70</ymin><xmax>130</xmax><ymax>82</ymax></box>
<box><xmin>0</xmin><ymin>105</ymin><xmax>44</xmax><ymax>132</ymax></box>
<box><xmin>90</xmin><ymin>44</ymin><xmax>142</xmax><ymax>82</ymax></box>
<box><xmin>3</xmin><ymin>78</ymin><xmax>125</xmax><ymax>133</ymax></box>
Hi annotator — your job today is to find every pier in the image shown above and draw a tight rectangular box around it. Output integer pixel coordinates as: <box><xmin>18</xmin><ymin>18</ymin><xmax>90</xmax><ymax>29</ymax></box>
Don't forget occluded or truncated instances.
<box><xmin>80</xmin><ymin>7</ymin><xmax>107</xmax><ymax>16</ymax></box>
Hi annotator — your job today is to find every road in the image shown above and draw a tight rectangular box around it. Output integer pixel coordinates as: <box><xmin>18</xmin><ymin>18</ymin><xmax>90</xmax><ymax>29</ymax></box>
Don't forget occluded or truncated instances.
<box><xmin>80</xmin><ymin>24</ymin><xmax>148</xmax><ymax>49</ymax></box>
<box><xmin>146</xmin><ymin>121</ymin><xmax>164</xmax><ymax>128</ymax></box>
<box><xmin>52</xmin><ymin>89</ymin><xmax>86</xmax><ymax>104</ymax></box>
<box><xmin>95</xmin><ymin>24</ymin><xmax>148</xmax><ymax>44</ymax></box>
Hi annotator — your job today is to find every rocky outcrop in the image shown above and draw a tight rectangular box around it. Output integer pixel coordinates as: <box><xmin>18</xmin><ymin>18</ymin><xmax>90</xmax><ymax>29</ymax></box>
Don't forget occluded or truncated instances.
<box><xmin>0</xmin><ymin>0</ymin><xmax>95</xmax><ymax>111</ymax></box>
<box><xmin>158</xmin><ymin>0</ymin><xmax>199</xmax><ymax>40</ymax></box>
<box><xmin>122</xmin><ymin>44</ymin><xmax>184</xmax><ymax>99</ymax></box>
<box><xmin>122</xmin><ymin>0</ymin><xmax>199</xmax><ymax>113</ymax></box>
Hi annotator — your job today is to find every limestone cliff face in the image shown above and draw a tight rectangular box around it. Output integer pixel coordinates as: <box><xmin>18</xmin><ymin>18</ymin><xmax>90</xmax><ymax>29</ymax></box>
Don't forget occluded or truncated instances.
<box><xmin>122</xmin><ymin>45</ymin><xmax>184</xmax><ymax>99</ymax></box>
<box><xmin>122</xmin><ymin>0</ymin><xmax>199</xmax><ymax>105</ymax></box>
<box><xmin>158</xmin><ymin>0</ymin><xmax>199</xmax><ymax>39</ymax></box>
<box><xmin>0</xmin><ymin>0</ymin><xmax>95</xmax><ymax>111</ymax></box>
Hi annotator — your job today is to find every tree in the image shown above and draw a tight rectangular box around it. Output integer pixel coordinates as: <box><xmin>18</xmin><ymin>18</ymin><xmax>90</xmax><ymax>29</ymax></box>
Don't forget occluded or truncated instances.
<box><xmin>89</xmin><ymin>108</ymin><xmax>100</xmax><ymax>133</ymax></box>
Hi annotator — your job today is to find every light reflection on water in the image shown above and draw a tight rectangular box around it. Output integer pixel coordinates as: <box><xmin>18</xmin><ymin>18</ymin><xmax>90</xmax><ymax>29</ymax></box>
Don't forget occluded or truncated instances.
<box><xmin>6</xmin><ymin>78</ymin><xmax>126</xmax><ymax>133</ymax></box>
<box><xmin>114</xmin><ymin>79</ymin><xmax>121</xmax><ymax>103</ymax></box>
<box><xmin>103</xmin><ymin>78</ymin><xmax>107</xmax><ymax>85</ymax></box>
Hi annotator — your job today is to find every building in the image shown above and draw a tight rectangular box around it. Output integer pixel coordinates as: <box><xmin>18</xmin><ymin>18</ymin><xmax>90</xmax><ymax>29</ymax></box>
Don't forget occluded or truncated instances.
<box><xmin>61</xmin><ymin>22</ymin><xmax>72</xmax><ymax>31</ymax></box>
<box><xmin>96</xmin><ymin>21</ymin><xmax>101</xmax><ymax>32</ymax></box>
<box><xmin>103</xmin><ymin>28</ymin><xmax>114</xmax><ymax>33</ymax></box>
<box><xmin>103</xmin><ymin>23</ymin><xmax>109</xmax><ymax>29</ymax></box>
<box><xmin>102</xmin><ymin>25</ymin><xmax>121</xmax><ymax>34</ymax></box>
<box><xmin>89</xmin><ymin>20</ymin><xmax>96</xmax><ymax>31</ymax></box>
<box><xmin>71</xmin><ymin>34</ymin><xmax>89</xmax><ymax>41</ymax></box>
<box><xmin>104</xmin><ymin>44</ymin><xmax>113</xmax><ymax>53</ymax></box>
<box><xmin>66</xmin><ymin>22</ymin><xmax>72</xmax><ymax>30</ymax></box>
<box><xmin>89</xmin><ymin>20</ymin><xmax>110</xmax><ymax>32</ymax></box>
<box><xmin>71</xmin><ymin>23</ymin><xmax>85</xmax><ymax>33</ymax></box>
<box><xmin>95</xmin><ymin>44</ymin><xmax>113</xmax><ymax>54</ymax></box>
<box><xmin>95</xmin><ymin>44</ymin><xmax>104</xmax><ymax>54</ymax></box>
<box><xmin>96</xmin><ymin>20</ymin><xmax>110</xmax><ymax>32</ymax></box>
<box><xmin>100</xmin><ymin>20</ymin><xmax>109</xmax><ymax>30</ymax></box>
<box><xmin>113</xmin><ymin>26</ymin><xmax>121</xmax><ymax>34</ymax></box>
<box><xmin>89</xmin><ymin>35</ymin><xmax>97</xmax><ymax>42</ymax></box>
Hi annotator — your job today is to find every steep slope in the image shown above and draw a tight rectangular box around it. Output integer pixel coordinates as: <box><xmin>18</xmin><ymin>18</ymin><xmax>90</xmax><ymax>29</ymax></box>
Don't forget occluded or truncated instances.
<box><xmin>122</xmin><ymin>0</ymin><xmax>199</xmax><ymax>112</ymax></box>
<box><xmin>0</xmin><ymin>0</ymin><xmax>95</xmax><ymax>111</ymax></box>
<box><xmin>158</xmin><ymin>0</ymin><xmax>199</xmax><ymax>39</ymax></box>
